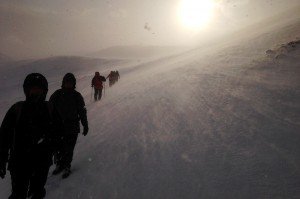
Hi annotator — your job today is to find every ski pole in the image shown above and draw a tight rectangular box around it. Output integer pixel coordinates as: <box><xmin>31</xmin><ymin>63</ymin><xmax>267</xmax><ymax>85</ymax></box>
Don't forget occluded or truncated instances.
<box><xmin>103</xmin><ymin>83</ymin><xmax>106</xmax><ymax>97</ymax></box>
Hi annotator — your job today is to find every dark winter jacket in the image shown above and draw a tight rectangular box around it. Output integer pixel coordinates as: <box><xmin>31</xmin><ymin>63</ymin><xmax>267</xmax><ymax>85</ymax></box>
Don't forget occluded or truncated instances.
<box><xmin>0</xmin><ymin>101</ymin><xmax>62</xmax><ymax>170</ymax></box>
<box><xmin>49</xmin><ymin>88</ymin><xmax>88</xmax><ymax>134</ymax></box>
<box><xmin>92</xmin><ymin>75</ymin><xmax>106</xmax><ymax>89</ymax></box>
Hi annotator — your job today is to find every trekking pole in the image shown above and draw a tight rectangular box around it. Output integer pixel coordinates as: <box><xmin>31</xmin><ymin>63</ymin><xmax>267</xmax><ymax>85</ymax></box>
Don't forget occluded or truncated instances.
<box><xmin>103</xmin><ymin>83</ymin><xmax>106</xmax><ymax>97</ymax></box>
<box><xmin>91</xmin><ymin>87</ymin><xmax>93</xmax><ymax>102</ymax></box>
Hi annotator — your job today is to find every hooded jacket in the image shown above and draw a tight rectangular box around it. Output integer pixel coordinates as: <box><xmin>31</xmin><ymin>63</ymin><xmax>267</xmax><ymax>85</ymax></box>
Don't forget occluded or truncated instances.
<box><xmin>49</xmin><ymin>73</ymin><xmax>88</xmax><ymax>134</ymax></box>
<box><xmin>92</xmin><ymin>72</ymin><xmax>106</xmax><ymax>89</ymax></box>
<box><xmin>0</xmin><ymin>73</ymin><xmax>62</xmax><ymax>170</ymax></box>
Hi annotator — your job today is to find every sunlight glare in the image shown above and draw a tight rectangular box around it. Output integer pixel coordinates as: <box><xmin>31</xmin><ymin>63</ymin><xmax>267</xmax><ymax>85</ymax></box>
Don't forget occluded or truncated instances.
<box><xmin>178</xmin><ymin>0</ymin><xmax>215</xmax><ymax>30</ymax></box>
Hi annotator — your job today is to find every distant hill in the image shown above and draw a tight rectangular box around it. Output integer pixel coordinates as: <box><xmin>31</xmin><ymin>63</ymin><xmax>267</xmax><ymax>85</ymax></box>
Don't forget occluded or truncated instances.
<box><xmin>0</xmin><ymin>55</ymin><xmax>126</xmax><ymax>88</ymax></box>
<box><xmin>0</xmin><ymin>53</ymin><xmax>12</xmax><ymax>65</ymax></box>
<box><xmin>88</xmin><ymin>45</ymin><xmax>190</xmax><ymax>59</ymax></box>
<box><xmin>3</xmin><ymin>56</ymin><xmax>123</xmax><ymax>72</ymax></box>
<box><xmin>18</xmin><ymin>56</ymin><xmax>120</xmax><ymax>71</ymax></box>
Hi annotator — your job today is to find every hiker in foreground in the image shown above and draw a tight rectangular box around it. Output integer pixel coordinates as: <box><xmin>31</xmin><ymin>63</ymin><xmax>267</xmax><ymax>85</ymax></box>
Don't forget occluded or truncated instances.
<box><xmin>91</xmin><ymin>71</ymin><xmax>106</xmax><ymax>101</ymax></box>
<box><xmin>49</xmin><ymin>73</ymin><xmax>88</xmax><ymax>179</ymax></box>
<box><xmin>0</xmin><ymin>73</ymin><xmax>62</xmax><ymax>199</ymax></box>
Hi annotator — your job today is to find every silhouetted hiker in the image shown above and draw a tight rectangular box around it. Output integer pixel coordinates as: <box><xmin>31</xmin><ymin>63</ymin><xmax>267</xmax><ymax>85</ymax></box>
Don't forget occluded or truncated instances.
<box><xmin>116</xmin><ymin>70</ymin><xmax>120</xmax><ymax>80</ymax></box>
<box><xmin>91</xmin><ymin>71</ymin><xmax>106</xmax><ymax>101</ymax></box>
<box><xmin>0</xmin><ymin>73</ymin><xmax>62</xmax><ymax>199</ymax></box>
<box><xmin>49</xmin><ymin>73</ymin><xmax>88</xmax><ymax>179</ymax></box>
<box><xmin>106</xmin><ymin>71</ymin><xmax>120</xmax><ymax>87</ymax></box>
<box><xmin>106</xmin><ymin>71</ymin><xmax>115</xmax><ymax>87</ymax></box>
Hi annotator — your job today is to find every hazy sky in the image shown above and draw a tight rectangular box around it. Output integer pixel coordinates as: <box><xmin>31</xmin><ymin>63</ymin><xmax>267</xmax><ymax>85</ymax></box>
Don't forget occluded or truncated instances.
<box><xmin>1</xmin><ymin>0</ymin><xmax>299</xmax><ymax>59</ymax></box>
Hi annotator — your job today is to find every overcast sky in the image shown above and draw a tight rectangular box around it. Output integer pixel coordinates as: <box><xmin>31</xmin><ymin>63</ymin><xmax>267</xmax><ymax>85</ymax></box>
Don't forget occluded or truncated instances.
<box><xmin>1</xmin><ymin>0</ymin><xmax>299</xmax><ymax>59</ymax></box>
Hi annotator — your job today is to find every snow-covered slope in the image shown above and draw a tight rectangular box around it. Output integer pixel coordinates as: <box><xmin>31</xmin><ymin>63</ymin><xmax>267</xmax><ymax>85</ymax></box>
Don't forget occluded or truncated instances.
<box><xmin>0</xmin><ymin>17</ymin><xmax>300</xmax><ymax>199</ymax></box>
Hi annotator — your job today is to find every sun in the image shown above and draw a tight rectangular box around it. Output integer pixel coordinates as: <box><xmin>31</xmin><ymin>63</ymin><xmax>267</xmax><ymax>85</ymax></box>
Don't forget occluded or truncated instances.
<box><xmin>177</xmin><ymin>0</ymin><xmax>215</xmax><ymax>30</ymax></box>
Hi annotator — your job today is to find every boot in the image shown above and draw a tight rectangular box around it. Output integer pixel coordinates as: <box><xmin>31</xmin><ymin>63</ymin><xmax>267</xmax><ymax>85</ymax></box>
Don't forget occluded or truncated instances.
<box><xmin>29</xmin><ymin>189</ymin><xmax>46</xmax><ymax>199</ymax></box>
<box><xmin>62</xmin><ymin>167</ymin><xmax>71</xmax><ymax>179</ymax></box>
<box><xmin>52</xmin><ymin>165</ymin><xmax>64</xmax><ymax>175</ymax></box>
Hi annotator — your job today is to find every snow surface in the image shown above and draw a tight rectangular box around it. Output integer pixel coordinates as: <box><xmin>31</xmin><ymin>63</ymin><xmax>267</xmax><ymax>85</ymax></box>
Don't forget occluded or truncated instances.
<box><xmin>0</xmin><ymin>17</ymin><xmax>300</xmax><ymax>199</ymax></box>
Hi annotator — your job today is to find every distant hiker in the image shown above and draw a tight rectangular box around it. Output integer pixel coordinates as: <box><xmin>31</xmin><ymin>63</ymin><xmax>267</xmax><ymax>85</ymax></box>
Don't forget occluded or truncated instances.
<box><xmin>106</xmin><ymin>71</ymin><xmax>115</xmax><ymax>87</ymax></box>
<box><xmin>0</xmin><ymin>73</ymin><xmax>62</xmax><ymax>199</ymax></box>
<box><xmin>49</xmin><ymin>73</ymin><xmax>88</xmax><ymax>179</ymax></box>
<box><xmin>91</xmin><ymin>72</ymin><xmax>106</xmax><ymax>101</ymax></box>
<box><xmin>116</xmin><ymin>70</ymin><xmax>120</xmax><ymax>80</ymax></box>
<box><xmin>106</xmin><ymin>70</ymin><xmax>120</xmax><ymax>87</ymax></box>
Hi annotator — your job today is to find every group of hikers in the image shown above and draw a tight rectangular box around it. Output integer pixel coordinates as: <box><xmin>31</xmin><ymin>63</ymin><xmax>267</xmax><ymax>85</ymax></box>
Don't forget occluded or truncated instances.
<box><xmin>0</xmin><ymin>70</ymin><xmax>119</xmax><ymax>199</ymax></box>
<box><xmin>91</xmin><ymin>70</ymin><xmax>120</xmax><ymax>101</ymax></box>
<box><xmin>106</xmin><ymin>71</ymin><xmax>120</xmax><ymax>87</ymax></box>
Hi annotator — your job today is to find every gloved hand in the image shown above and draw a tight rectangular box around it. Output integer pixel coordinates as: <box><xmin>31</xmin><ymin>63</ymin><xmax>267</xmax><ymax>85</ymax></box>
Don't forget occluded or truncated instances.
<box><xmin>83</xmin><ymin>126</ymin><xmax>89</xmax><ymax>136</ymax></box>
<box><xmin>0</xmin><ymin>162</ymin><xmax>6</xmax><ymax>179</ymax></box>
<box><xmin>53</xmin><ymin>152</ymin><xmax>60</xmax><ymax>164</ymax></box>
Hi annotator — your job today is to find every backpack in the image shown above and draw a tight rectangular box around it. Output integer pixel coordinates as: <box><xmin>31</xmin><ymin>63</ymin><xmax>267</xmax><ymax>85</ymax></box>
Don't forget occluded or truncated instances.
<box><xmin>93</xmin><ymin>76</ymin><xmax>103</xmax><ymax>89</ymax></box>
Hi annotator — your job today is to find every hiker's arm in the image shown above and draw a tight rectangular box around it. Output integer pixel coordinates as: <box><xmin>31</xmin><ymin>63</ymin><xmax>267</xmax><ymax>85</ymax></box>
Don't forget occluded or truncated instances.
<box><xmin>0</xmin><ymin>105</ymin><xmax>16</xmax><ymax>177</ymax></box>
<box><xmin>77</xmin><ymin>94</ymin><xmax>88</xmax><ymax>130</ymax></box>
<box><xmin>49</xmin><ymin>90</ymin><xmax>59</xmax><ymax>104</ymax></box>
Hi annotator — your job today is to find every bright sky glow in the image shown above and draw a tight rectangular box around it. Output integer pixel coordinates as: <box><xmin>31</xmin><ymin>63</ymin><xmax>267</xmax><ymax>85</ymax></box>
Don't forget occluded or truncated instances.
<box><xmin>1</xmin><ymin>0</ymin><xmax>299</xmax><ymax>59</ymax></box>
<box><xmin>178</xmin><ymin>0</ymin><xmax>216</xmax><ymax>30</ymax></box>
